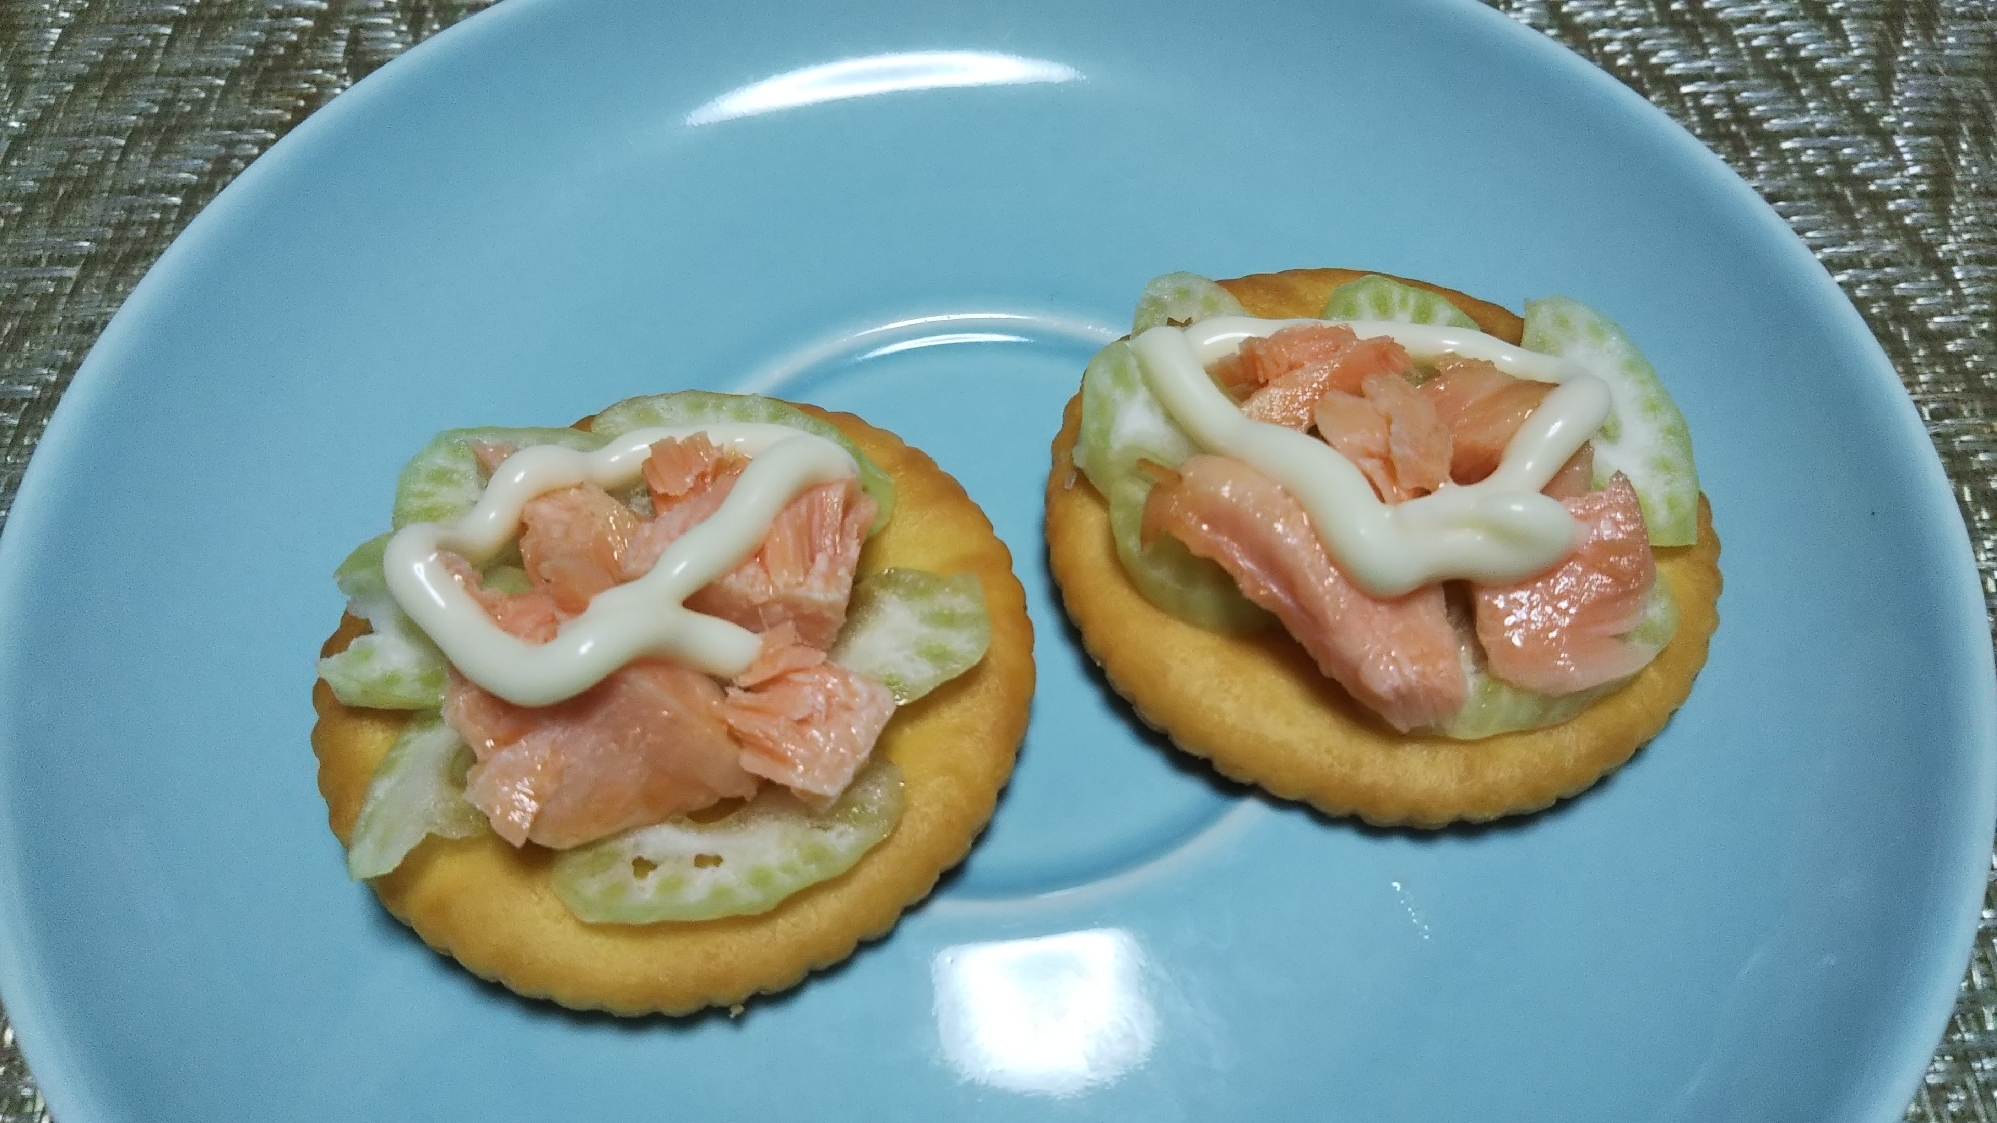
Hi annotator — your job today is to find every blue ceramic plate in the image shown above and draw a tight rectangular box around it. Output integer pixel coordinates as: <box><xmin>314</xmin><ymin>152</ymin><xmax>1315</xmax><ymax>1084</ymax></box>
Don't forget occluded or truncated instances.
<box><xmin>0</xmin><ymin>0</ymin><xmax>1989</xmax><ymax>1119</ymax></box>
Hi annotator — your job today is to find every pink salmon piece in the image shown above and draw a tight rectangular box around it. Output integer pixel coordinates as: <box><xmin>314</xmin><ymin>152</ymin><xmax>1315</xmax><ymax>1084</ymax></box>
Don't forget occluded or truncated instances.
<box><xmin>438</xmin><ymin>552</ymin><xmax>563</xmax><ymax>644</ymax></box>
<box><xmin>445</xmin><ymin>659</ymin><xmax>758</xmax><ymax>849</ymax></box>
<box><xmin>642</xmin><ymin>433</ymin><xmax>751</xmax><ymax>508</ymax></box>
<box><xmin>684</xmin><ymin>479</ymin><xmax>875</xmax><ymax>650</ymax></box>
<box><xmin>1313</xmin><ymin>371</ymin><xmax>1452</xmax><ymax>502</ymax></box>
<box><xmin>1210</xmin><ymin>322</ymin><xmax>1358</xmax><ymax>393</ymax></box>
<box><xmin>733</xmin><ymin>622</ymin><xmax>828</xmax><ymax>688</ymax></box>
<box><xmin>1474</xmin><ymin>473</ymin><xmax>1660</xmax><ymax>696</ymax></box>
<box><xmin>1142</xmin><ymin>454</ymin><xmax>1467</xmax><ymax>731</ymax></box>
<box><xmin>469</xmin><ymin>440</ymin><xmax>517</xmax><ymax>476</ymax></box>
<box><xmin>723</xmin><ymin>660</ymin><xmax>896</xmax><ymax>801</ymax></box>
<box><xmin>1242</xmin><ymin>334</ymin><xmax>1414</xmax><ymax>432</ymax></box>
<box><xmin>1419</xmin><ymin>356</ymin><xmax>1558</xmax><ymax>484</ymax></box>
<box><xmin>518</xmin><ymin>483</ymin><xmax>641</xmax><ymax>614</ymax></box>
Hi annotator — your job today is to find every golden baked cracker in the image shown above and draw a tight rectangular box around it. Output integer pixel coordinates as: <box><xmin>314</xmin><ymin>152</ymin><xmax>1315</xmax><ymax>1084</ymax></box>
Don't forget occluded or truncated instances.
<box><xmin>314</xmin><ymin>406</ymin><xmax>1033</xmax><ymax>1015</ymax></box>
<box><xmin>1047</xmin><ymin>270</ymin><xmax>1721</xmax><ymax>826</ymax></box>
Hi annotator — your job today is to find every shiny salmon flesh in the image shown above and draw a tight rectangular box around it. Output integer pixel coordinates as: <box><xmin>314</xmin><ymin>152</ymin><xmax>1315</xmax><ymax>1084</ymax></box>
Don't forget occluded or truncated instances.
<box><xmin>1143</xmin><ymin>454</ymin><xmax>1469</xmax><ymax>732</ymax></box>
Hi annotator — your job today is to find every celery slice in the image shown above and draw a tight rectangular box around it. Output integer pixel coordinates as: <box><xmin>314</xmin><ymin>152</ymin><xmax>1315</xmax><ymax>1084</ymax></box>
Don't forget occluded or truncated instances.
<box><xmin>830</xmin><ymin>569</ymin><xmax>990</xmax><ymax>703</ymax></box>
<box><xmin>1522</xmin><ymin>297</ymin><xmax>1700</xmax><ymax>546</ymax></box>
<box><xmin>552</xmin><ymin>760</ymin><xmax>903</xmax><ymax>924</ymax></box>
<box><xmin>1132</xmin><ymin>271</ymin><xmax>1248</xmax><ymax>334</ymax></box>
<box><xmin>317</xmin><ymin>534</ymin><xmax>448</xmax><ymax>710</ymax></box>
<box><xmin>1322</xmin><ymin>274</ymin><xmax>1478</xmax><ymax>329</ymax></box>
<box><xmin>1106</xmin><ymin>472</ymin><xmax>1272</xmax><ymax>633</ymax></box>
<box><xmin>345</xmin><ymin>713</ymin><xmax>487</xmax><ymax>880</ymax></box>
<box><xmin>1076</xmin><ymin>338</ymin><xmax>1196</xmax><ymax>491</ymax></box>
<box><xmin>1076</xmin><ymin>330</ymin><xmax>1267</xmax><ymax>631</ymax></box>
<box><xmin>477</xmin><ymin>565</ymin><xmax>532</xmax><ymax>595</ymax></box>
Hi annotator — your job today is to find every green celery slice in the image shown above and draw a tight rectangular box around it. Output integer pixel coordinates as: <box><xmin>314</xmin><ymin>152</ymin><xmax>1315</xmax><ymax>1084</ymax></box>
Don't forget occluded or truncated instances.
<box><xmin>552</xmin><ymin>759</ymin><xmax>904</xmax><ymax>924</ymax></box>
<box><xmin>317</xmin><ymin>534</ymin><xmax>448</xmax><ymax>710</ymax></box>
<box><xmin>1432</xmin><ymin>581</ymin><xmax>1679</xmax><ymax>740</ymax></box>
<box><xmin>477</xmin><ymin>565</ymin><xmax>532</xmax><ymax>595</ymax></box>
<box><xmin>1106</xmin><ymin>472</ymin><xmax>1272</xmax><ymax>633</ymax></box>
<box><xmin>1076</xmin><ymin>333</ymin><xmax>1267</xmax><ymax>632</ymax></box>
<box><xmin>345</xmin><ymin>713</ymin><xmax>487</xmax><ymax>879</ymax></box>
<box><xmin>829</xmin><ymin>569</ymin><xmax>990</xmax><ymax>703</ymax></box>
<box><xmin>392</xmin><ymin>426</ymin><xmax>607</xmax><ymax>530</ymax></box>
<box><xmin>1322</xmin><ymin>274</ymin><xmax>1478</xmax><ymax>329</ymax></box>
<box><xmin>1132</xmin><ymin>271</ymin><xmax>1248</xmax><ymax>334</ymax></box>
<box><xmin>333</xmin><ymin>531</ymin><xmax>396</xmax><ymax>601</ymax></box>
<box><xmin>1076</xmin><ymin>338</ymin><xmax>1196</xmax><ymax>491</ymax></box>
<box><xmin>591</xmin><ymin>391</ymin><xmax>894</xmax><ymax>535</ymax></box>
<box><xmin>1521</xmin><ymin>297</ymin><xmax>1700</xmax><ymax>546</ymax></box>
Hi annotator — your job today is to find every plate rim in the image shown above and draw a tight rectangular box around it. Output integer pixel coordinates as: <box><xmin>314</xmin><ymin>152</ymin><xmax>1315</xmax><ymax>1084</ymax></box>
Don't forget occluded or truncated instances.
<box><xmin>0</xmin><ymin>0</ymin><xmax>1989</xmax><ymax>1119</ymax></box>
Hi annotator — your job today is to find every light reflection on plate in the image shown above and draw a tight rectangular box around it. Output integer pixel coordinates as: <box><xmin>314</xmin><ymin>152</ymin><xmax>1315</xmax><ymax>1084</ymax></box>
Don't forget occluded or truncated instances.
<box><xmin>686</xmin><ymin>52</ymin><xmax>1082</xmax><ymax>128</ymax></box>
<box><xmin>932</xmin><ymin>928</ymin><xmax>1157</xmax><ymax>1097</ymax></box>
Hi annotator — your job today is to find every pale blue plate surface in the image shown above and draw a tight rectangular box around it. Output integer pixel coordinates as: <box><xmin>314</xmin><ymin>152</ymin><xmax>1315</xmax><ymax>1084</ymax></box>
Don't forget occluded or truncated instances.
<box><xmin>0</xmin><ymin>0</ymin><xmax>1990</xmax><ymax>1119</ymax></box>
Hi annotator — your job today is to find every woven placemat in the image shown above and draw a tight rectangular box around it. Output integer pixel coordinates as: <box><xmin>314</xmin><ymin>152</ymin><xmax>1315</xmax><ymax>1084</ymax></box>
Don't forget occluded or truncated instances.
<box><xmin>0</xmin><ymin>0</ymin><xmax>1991</xmax><ymax>1118</ymax></box>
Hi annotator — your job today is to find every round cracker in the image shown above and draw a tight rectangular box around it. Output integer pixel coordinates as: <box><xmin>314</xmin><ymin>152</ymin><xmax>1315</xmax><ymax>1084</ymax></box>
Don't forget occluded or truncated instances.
<box><xmin>314</xmin><ymin>405</ymin><xmax>1033</xmax><ymax>1015</ymax></box>
<box><xmin>1045</xmin><ymin>268</ymin><xmax>1721</xmax><ymax>826</ymax></box>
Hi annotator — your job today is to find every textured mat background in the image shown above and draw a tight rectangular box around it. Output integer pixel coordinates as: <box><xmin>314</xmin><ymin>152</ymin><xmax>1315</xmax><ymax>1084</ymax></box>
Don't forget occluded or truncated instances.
<box><xmin>0</xmin><ymin>0</ymin><xmax>1991</xmax><ymax>1118</ymax></box>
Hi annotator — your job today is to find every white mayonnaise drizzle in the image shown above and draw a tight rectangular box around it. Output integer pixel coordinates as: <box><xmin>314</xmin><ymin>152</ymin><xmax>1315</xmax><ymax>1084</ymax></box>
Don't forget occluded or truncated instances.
<box><xmin>384</xmin><ymin>423</ymin><xmax>858</xmax><ymax>707</ymax></box>
<box><xmin>1131</xmin><ymin>318</ymin><xmax>1612</xmax><ymax>597</ymax></box>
